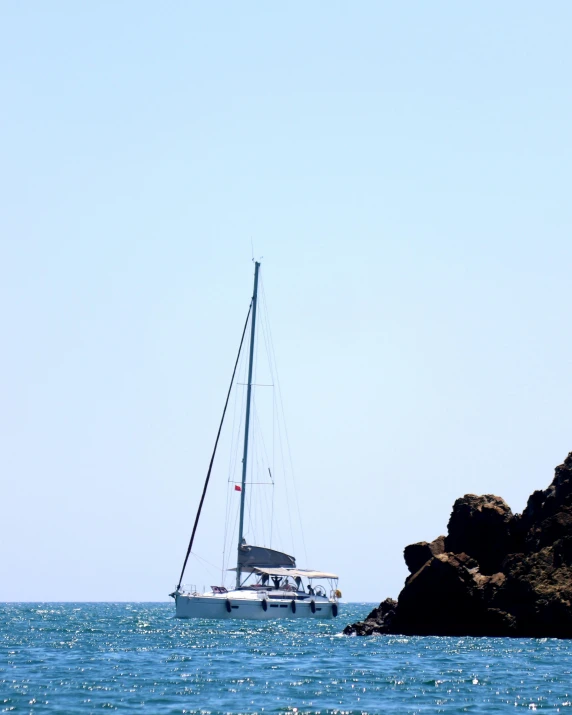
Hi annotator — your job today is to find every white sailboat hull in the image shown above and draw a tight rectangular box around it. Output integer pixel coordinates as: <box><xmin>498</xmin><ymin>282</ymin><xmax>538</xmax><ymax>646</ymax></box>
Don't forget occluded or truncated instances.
<box><xmin>174</xmin><ymin>591</ymin><xmax>339</xmax><ymax>620</ymax></box>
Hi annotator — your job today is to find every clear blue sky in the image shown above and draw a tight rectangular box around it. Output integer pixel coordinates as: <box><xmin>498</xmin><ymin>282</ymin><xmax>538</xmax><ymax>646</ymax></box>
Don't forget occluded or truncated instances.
<box><xmin>1</xmin><ymin>2</ymin><xmax>571</xmax><ymax>602</ymax></box>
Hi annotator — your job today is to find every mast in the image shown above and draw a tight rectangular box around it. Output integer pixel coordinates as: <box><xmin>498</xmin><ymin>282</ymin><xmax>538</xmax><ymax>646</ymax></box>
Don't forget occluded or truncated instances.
<box><xmin>236</xmin><ymin>260</ymin><xmax>260</xmax><ymax>588</ymax></box>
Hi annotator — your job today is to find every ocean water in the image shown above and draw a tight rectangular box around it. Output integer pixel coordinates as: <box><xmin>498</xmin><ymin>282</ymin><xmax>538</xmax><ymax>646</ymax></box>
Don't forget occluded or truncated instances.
<box><xmin>1</xmin><ymin>603</ymin><xmax>571</xmax><ymax>713</ymax></box>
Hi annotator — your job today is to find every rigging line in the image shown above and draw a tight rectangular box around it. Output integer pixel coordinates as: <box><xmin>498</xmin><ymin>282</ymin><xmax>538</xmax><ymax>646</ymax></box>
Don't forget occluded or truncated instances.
<box><xmin>269</xmin><ymin>467</ymin><xmax>275</xmax><ymax>549</ymax></box>
<box><xmin>252</xmin><ymin>399</ymin><xmax>272</xmax><ymax>475</ymax></box>
<box><xmin>222</xmin><ymin>362</ymin><xmax>242</xmax><ymax>579</ymax></box>
<box><xmin>221</xmin><ymin>491</ymin><xmax>229</xmax><ymax>584</ymax></box>
<box><xmin>260</xmin><ymin>281</ymin><xmax>304</xmax><ymax>564</ymax></box>
<box><xmin>223</xmin><ymin>474</ymin><xmax>243</xmax><ymax>581</ymax></box>
<box><xmin>223</xmin><ymin>338</ymin><xmax>249</xmax><ymax>574</ymax></box>
<box><xmin>258</xmin><ymin>281</ymin><xmax>295</xmax><ymax>554</ymax></box>
<box><xmin>222</xmin><ymin>349</ymin><xmax>248</xmax><ymax>577</ymax></box>
<box><xmin>222</xmin><ymin>444</ymin><xmax>237</xmax><ymax>580</ymax></box>
<box><xmin>176</xmin><ymin>301</ymin><xmax>253</xmax><ymax>589</ymax></box>
<box><xmin>228</xmin><ymin>346</ymin><xmax>248</xmax><ymax>482</ymax></box>
<box><xmin>257</xmin><ymin>280</ymin><xmax>280</xmax><ymax>550</ymax></box>
<box><xmin>253</xmin><ymin>414</ymin><xmax>272</xmax><ymax>547</ymax></box>
<box><xmin>253</xmin><ymin>423</ymin><xmax>265</xmax><ymax>545</ymax></box>
<box><xmin>261</xmin><ymin>467</ymin><xmax>271</xmax><ymax>546</ymax></box>
<box><xmin>246</xmin><ymin>297</ymin><xmax>262</xmax><ymax>544</ymax></box>
<box><xmin>272</xmin><ymin>341</ymin><xmax>276</xmax><ymax>548</ymax></box>
<box><xmin>226</xmin><ymin>353</ymin><xmax>243</xmax><ymax>480</ymax></box>
<box><xmin>256</xmin><ymin>286</ymin><xmax>275</xmax><ymax>455</ymax></box>
<box><xmin>251</xmin><ymin>388</ymin><xmax>273</xmax><ymax>543</ymax></box>
<box><xmin>254</xmin><ymin>401</ymin><xmax>269</xmax><ymax>546</ymax></box>
<box><xmin>225</xmin><ymin>489</ymin><xmax>240</xmax><ymax>581</ymax></box>
<box><xmin>257</xmin><ymin>436</ymin><xmax>268</xmax><ymax>546</ymax></box>
<box><xmin>260</xmin><ymin>277</ymin><xmax>309</xmax><ymax>565</ymax></box>
<box><xmin>253</xmin><ymin>441</ymin><xmax>262</xmax><ymax>545</ymax></box>
<box><xmin>261</xmin><ymin>465</ymin><xmax>271</xmax><ymax>546</ymax></box>
<box><xmin>257</xmin><ymin>282</ymin><xmax>277</xmax><ymax>481</ymax></box>
<box><xmin>224</xmin><ymin>466</ymin><xmax>244</xmax><ymax>579</ymax></box>
<box><xmin>190</xmin><ymin>551</ymin><xmax>222</xmax><ymax>577</ymax></box>
<box><xmin>246</xmin><ymin>393</ymin><xmax>258</xmax><ymax>542</ymax></box>
<box><xmin>228</xmin><ymin>379</ymin><xmax>246</xmax><ymax>486</ymax></box>
<box><xmin>274</xmin><ymin>381</ymin><xmax>296</xmax><ymax>557</ymax></box>
<box><xmin>222</xmin><ymin>481</ymin><xmax>234</xmax><ymax>582</ymax></box>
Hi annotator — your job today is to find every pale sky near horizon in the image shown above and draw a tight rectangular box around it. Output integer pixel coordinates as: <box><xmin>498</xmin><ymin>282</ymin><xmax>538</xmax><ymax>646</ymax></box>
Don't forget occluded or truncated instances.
<box><xmin>2</xmin><ymin>2</ymin><xmax>572</xmax><ymax>602</ymax></box>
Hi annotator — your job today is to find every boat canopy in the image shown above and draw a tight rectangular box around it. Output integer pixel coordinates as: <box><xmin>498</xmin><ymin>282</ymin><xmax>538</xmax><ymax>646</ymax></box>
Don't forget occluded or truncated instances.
<box><xmin>237</xmin><ymin>543</ymin><xmax>296</xmax><ymax>569</ymax></box>
<box><xmin>253</xmin><ymin>567</ymin><xmax>338</xmax><ymax>580</ymax></box>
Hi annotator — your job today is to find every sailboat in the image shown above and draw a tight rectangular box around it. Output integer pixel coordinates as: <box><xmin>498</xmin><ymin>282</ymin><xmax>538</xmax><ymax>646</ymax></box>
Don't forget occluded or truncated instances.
<box><xmin>170</xmin><ymin>262</ymin><xmax>341</xmax><ymax>619</ymax></box>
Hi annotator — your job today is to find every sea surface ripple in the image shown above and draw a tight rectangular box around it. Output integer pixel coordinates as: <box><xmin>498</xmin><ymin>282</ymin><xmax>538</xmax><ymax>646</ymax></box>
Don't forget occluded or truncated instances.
<box><xmin>1</xmin><ymin>603</ymin><xmax>571</xmax><ymax>713</ymax></box>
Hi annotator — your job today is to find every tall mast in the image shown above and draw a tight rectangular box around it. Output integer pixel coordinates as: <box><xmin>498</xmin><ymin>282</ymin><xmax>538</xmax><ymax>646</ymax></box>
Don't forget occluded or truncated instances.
<box><xmin>236</xmin><ymin>261</ymin><xmax>260</xmax><ymax>588</ymax></box>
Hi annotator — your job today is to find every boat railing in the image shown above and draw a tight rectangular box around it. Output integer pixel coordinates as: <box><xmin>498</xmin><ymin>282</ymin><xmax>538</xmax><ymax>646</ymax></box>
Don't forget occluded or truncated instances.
<box><xmin>181</xmin><ymin>583</ymin><xmax>201</xmax><ymax>596</ymax></box>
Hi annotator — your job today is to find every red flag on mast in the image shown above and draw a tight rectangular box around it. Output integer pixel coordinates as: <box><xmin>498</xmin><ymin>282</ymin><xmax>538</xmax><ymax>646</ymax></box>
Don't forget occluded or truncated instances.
<box><xmin>234</xmin><ymin>484</ymin><xmax>242</xmax><ymax>492</ymax></box>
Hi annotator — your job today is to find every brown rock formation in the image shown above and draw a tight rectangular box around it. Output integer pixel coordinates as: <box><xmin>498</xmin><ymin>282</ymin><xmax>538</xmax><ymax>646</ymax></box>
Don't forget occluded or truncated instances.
<box><xmin>403</xmin><ymin>535</ymin><xmax>446</xmax><ymax>574</ymax></box>
<box><xmin>344</xmin><ymin>453</ymin><xmax>572</xmax><ymax>638</ymax></box>
<box><xmin>445</xmin><ymin>494</ymin><xmax>514</xmax><ymax>574</ymax></box>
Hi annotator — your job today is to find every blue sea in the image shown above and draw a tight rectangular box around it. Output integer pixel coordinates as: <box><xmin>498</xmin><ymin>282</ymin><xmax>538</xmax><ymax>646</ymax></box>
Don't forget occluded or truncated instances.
<box><xmin>1</xmin><ymin>603</ymin><xmax>571</xmax><ymax>713</ymax></box>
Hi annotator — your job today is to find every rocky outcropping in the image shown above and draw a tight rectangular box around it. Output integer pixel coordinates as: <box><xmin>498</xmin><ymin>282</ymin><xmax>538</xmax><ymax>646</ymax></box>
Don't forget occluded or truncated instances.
<box><xmin>403</xmin><ymin>535</ymin><xmax>446</xmax><ymax>575</ymax></box>
<box><xmin>345</xmin><ymin>453</ymin><xmax>572</xmax><ymax>638</ymax></box>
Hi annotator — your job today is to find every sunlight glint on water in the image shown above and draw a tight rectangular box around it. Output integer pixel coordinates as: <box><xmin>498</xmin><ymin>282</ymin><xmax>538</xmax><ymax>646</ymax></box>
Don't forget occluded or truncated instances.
<box><xmin>1</xmin><ymin>603</ymin><xmax>571</xmax><ymax>713</ymax></box>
